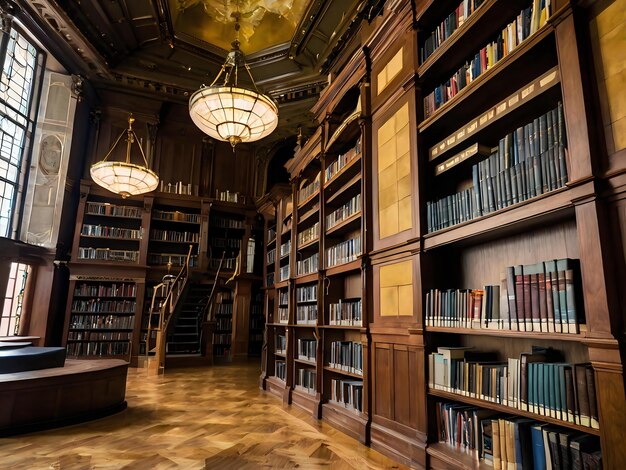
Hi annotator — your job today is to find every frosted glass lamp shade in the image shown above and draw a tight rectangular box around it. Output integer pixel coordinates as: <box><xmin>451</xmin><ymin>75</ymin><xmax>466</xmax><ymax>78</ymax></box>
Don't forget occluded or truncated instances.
<box><xmin>90</xmin><ymin>161</ymin><xmax>159</xmax><ymax>198</ymax></box>
<box><xmin>189</xmin><ymin>86</ymin><xmax>278</xmax><ymax>147</ymax></box>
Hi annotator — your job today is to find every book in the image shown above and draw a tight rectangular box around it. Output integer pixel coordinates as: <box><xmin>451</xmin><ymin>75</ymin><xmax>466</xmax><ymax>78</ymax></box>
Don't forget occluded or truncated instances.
<box><xmin>585</xmin><ymin>364</ymin><xmax>599</xmax><ymax>429</ymax></box>
<box><xmin>531</xmin><ymin>424</ymin><xmax>547</xmax><ymax>470</ymax></box>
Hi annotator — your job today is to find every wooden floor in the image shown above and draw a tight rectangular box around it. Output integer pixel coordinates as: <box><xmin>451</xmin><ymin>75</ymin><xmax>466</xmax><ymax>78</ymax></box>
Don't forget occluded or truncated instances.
<box><xmin>0</xmin><ymin>360</ymin><xmax>407</xmax><ymax>469</ymax></box>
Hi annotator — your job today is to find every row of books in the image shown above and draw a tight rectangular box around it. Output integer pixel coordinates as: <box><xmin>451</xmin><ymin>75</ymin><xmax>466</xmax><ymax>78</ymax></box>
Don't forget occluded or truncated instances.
<box><xmin>66</xmin><ymin>341</ymin><xmax>130</xmax><ymax>357</ymax></box>
<box><xmin>279</xmin><ymin>265</ymin><xmax>290</xmax><ymax>282</ymax></box>
<box><xmin>329</xmin><ymin>298</ymin><xmax>362</xmax><ymax>326</ymax></box>
<box><xmin>267</xmin><ymin>248</ymin><xmax>276</xmax><ymax>265</ymax></box>
<box><xmin>297</xmin><ymin>253</ymin><xmax>319</xmax><ymax>276</ymax></box>
<box><xmin>296</xmin><ymin>305</ymin><xmax>318</xmax><ymax>325</ymax></box>
<box><xmin>150</xmin><ymin>229</ymin><xmax>199</xmax><ymax>243</ymax></box>
<box><xmin>215</xmin><ymin>189</ymin><xmax>245</xmax><ymax>203</ymax></box>
<box><xmin>267</xmin><ymin>227</ymin><xmax>276</xmax><ymax>242</ymax></box>
<box><xmin>212</xmin><ymin>333</ymin><xmax>231</xmax><ymax>346</ymax></box>
<box><xmin>275</xmin><ymin>335</ymin><xmax>286</xmax><ymax>354</ymax></box>
<box><xmin>73</xmin><ymin>282</ymin><xmax>136</xmax><ymax>298</ymax></box>
<box><xmin>330</xmin><ymin>378</ymin><xmax>363</xmax><ymax>413</ymax></box>
<box><xmin>280</xmin><ymin>240</ymin><xmax>291</xmax><ymax>258</ymax></box>
<box><xmin>296</xmin><ymin>368</ymin><xmax>316</xmax><ymax>394</ymax></box>
<box><xmin>326</xmin><ymin>194</ymin><xmax>361</xmax><ymax>231</ymax></box>
<box><xmin>153</xmin><ymin>210</ymin><xmax>200</xmax><ymax>224</ymax></box>
<box><xmin>276</xmin><ymin>360</ymin><xmax>287</xmax><ymax>381</ymax></box>
<box><xmin>329</xmin><ymin>341</ymin><xmax>363</xmax><ymax>376</ymax></box>
<box><xmin>160</xmin><ymin>181</ymin><xmax>197</xmax><ymax>196</ymax></box>
<box><xmin>278</xmin><ymin>307</ymin><xmax>289</xmax><ymax>323</ymax></box>
<box><xmin>86</xmin><ymin>202</ymin><xmax>141</xmax><ymax>219</ymax></box>
<box><xmin>296</xmin><ymin>284</ymin><xmax>317</xmax><ymax>303</ymax></box>
<box><xmin>71</xmin><ymin>299</ymin><xmax>135</xmax><ymax>313</ymax></box>
<box><xmin>81</xmin><ymin>224</ymin><xmax>141</xmax><ymax>240</ymax></box>
<box><xmin>298</xmin><ymin>173</ymin><xmax>321</xmax><ymax>204</ymax></box>
<box><xmin>425</xmin><ymin>258</ymin><xmax>583</xmax><ymax>333</ymax></box>
<box><xmin>428</xmin><ymin>346</ymin><xmax>599</xmax><ymax>429</ymax></box>
<box><xmin>325</xmin><ymin>138</ymin><xmax>361</xmax><ymax>183</ymax></box>
<box><xmin>424</xmin><ymin>2</ymin><xmax>551</xmax><ymax>118</ymax></box>
<box><xmin>212</xmin><ymin>216</ymin><xmax>244</xmax><ymax>229</ymax></box>
<box><xmin>216</xmin><ymin>317</ymin><xmax>232</xmax><ymax>331</ymax></box>
<box><xmin>207</xmin><ymin>256</ymin><xmax>237</xmax><ymax>271</ymax></box>
<box><xmin>326</xmin><ymin>236</ymin><xmax>361</xmax><ymax>268</ymax></box>
<box><xmin>435</xmin><ymin>401</ymin><xmax>601</xmax><ymax>469</ymax></box>
<box><xmin>67</xmin><ymin>331</ymin><xmax>132</xmax><ymax>341</ymax></box>
<box><xmin>297</xmin><ymin>339</ymin><xmax>317</xmax><ymax>361</ymax></box>
<box><xmin>210</xmin><ymin>237</ymin><xmax>240</xmax><ymax>248</ymax></box>
<box><xmin>216</xmin><ymin>303</ymin><xmax>233</xmax><ymax>316</ymax></box>
<box><xmin>297</xmin><ymin>222</ymin><xmax>319</xmax><ymax>247</ymax></box>
<box><xmin>70</xmin><ymin>314</ymin><xmax>134</xmax><ymax>330</ymax></box>
<box><xmin>78</xmin><ymin>247</ymin><xmax>139</xmax><ymax>263</ymax></box>
<box><xmin>148</xmin><ymin>253</ymin><xmax>199</xmax><ymax>267</ymax></box>
<box><xmin>279</xmin><ymin>290</ymin><xmax>289</xmax><ymax>306</ymax></box>
<box><xmin>420</xmin><ymin>0</ymin><xmax>485</xmax><ymax>63</ymax></box>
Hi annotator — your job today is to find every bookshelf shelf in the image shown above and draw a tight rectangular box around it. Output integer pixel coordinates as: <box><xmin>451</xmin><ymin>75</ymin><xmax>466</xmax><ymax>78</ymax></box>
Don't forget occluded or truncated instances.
<box><xmin>84</xmin><ymin>213</ymin><xmax>141</xmax><ymax>221</ymax></box>
<box><xmin>325</xmin><ymin>259</ymin><xmax>361</xmax><ymax>277</ymax></box>
<box><xmin>419</xmin><ymin>24</ymin><xmax>555</xmax><ymax>135</ymax></box>
<box><xmin>297</xmin><ymin>190</ymin><xmax>320</xmax><ymax>210</ymax></box>
<box><xmin>298</xmin><ymin>205</ymin><xmax>320</xmax><ymax>227</ymax></box>
<box><xmin>80</xmin><ymin>235</ymin><xmax>141</xmax><ymax>242</ymax></box>
<box><xmin>295</xmin><ymin>358</ymin><xmax>316</xmax><ymax>366</ymax></box>
<box><xmin>325</xmin><ymin>113</ymin><xmax>361</xmax><ymax>155</ymax></box>
<box><xmin>324</xmin><ymin>366</ymin><xmax>364</xmax><ymax>379</ymax></box>
<box><xmin>423</xmin><ymin>182</ymin><xmax>595</xmax><ymax>250</ymax></box>
<box><xmin>69</xmin><ymin>328</ymin><xmax>133</xmax><ymax>332</ymax></box>
<box><xmin>428</xmin><ymin>388</ymin><xmax>601</xmax><ymax>436</ymax></box>
<box><xmin>427</xmin><ymin>442</ymin><xmax>491</xmax><ymax>470</ymax></box>
<box><xmin>326</xmin><ymin>173</ymin><xmax>361</xmax><ymax>206</ymax></box>
<box><xmin>424</xmin><ymin>326</ymin><xmax>612</xmax><ymax>345</ymax></box>
<box><xmin>326</xmin><ymin>212</ymin><xmax>361</xmax><ymax>236</ymax></box>
<box><xmin>297</xmin><ymin>237</ymin><xmax>319</xmax><ymax>251</ymax></box>
<box><xmin>320</xmin><ymin>325</ymin><xmax>365</xmax><ymax>331</ymax></box>
<box><xmin>294</xmin><ymin>273</ymin><xmax>318</xmax><ymax>284</ymax></box>
<box><xmin>267</xmin><ymin>237</ymin><xmax>276</xmax><ymax>247</ymax></box>
<box><xmin>151</xmin><ymin>218</ymin><xmax>200</xmax><ymax>226</ymax></box>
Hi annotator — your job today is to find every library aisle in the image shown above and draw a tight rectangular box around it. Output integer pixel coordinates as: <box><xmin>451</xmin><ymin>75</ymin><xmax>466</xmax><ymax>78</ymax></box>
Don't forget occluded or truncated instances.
<box><xmin>0</xmin><ymin>362</ymin><xmax>405</xmax><ymax>470</ymax></box>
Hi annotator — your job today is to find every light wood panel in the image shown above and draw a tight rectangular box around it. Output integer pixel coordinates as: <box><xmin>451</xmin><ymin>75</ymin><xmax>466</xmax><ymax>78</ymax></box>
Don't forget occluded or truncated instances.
<box><xmin>0</xmin><ymin>362</ymin><xmax>406</xmax><ymax>469</ymax></box>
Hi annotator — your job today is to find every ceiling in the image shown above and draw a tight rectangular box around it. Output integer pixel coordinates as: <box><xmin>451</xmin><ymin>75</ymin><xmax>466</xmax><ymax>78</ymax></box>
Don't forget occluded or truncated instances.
<box><xmin>21</xmin><ymin>0</ymin><xmax>382</xmax><ymax>141</ymax></box>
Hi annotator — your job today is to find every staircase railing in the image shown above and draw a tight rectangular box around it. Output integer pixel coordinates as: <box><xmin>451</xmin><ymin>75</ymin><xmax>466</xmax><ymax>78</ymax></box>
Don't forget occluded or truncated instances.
<box><xmin>146</xmin><ymin>245</ymin><xmax>194</xmax><ymax>374</ymax></box>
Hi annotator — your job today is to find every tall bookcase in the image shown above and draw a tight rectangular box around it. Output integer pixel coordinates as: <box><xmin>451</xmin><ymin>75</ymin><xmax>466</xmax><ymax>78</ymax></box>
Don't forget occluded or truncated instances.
<box><xmin>259</xmin><ymin>0</ymin><xmax>626</xmax><ymax>467</ymax></box>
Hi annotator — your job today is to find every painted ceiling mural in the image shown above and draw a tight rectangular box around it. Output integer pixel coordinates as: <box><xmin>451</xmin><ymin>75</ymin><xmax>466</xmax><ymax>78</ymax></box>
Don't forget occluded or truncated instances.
<box><xmin>169</xmin><ymin>0</ymin><xmax>309</xmax><ymax>54</ymax></box>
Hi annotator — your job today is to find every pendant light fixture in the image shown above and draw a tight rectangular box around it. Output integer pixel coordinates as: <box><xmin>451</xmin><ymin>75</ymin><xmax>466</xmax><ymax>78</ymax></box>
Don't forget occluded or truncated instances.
<box><xmin>90</xmin><ymin>114</ymin><xmax>159</xmax><ymax>198</ymax></box>
<box><xmin>189</xmin><ymin>10</ymin><xmax>279</xmax><ymax>149</ymax></box>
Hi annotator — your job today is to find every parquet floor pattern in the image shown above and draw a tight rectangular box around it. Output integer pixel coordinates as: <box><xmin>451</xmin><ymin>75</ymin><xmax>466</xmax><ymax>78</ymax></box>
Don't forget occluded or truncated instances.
<box><xmin>0</xmin><ymin>361</ymin><xmax>407</xmax><ymax>470</ymax></box>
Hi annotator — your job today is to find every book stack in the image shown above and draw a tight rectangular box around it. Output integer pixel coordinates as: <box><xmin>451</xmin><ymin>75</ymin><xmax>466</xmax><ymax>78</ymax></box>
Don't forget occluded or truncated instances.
<box><xmin>436</xmin><ymin>401</ymin><xmax>601</xmax><ymax>468</ymax></box>
<box><xmin>326</xmin><ymin>236</ymin><xmax>361</xmax><ymax>268</ymax></box>
<box><xmin>325</xmin><ymin>138</ymin><xmax>362</xmax><ymax>183</ymax></box>
<box><xmin>153</xmin><ymin>210</ymin><xmax>200</xmax><ymax>223</ymax></box>
<box><xmin>82</xmin><ymin>224</ymin><xmax>142</xmax><ymax>239</ymax></box>
<box><xmin>86</xmin><ymin>202</ymin><xmax>141</xmax><ymax>218</ymax></box>
<box><xmin>150</xmin><ymin>229</ymin><xmax>199</xmax><ymax>243</ymax></box>
<box><xmin>298</xmin><ymin>173</ymin><xmax>321</xmax><ymax>204</ymax></box>
<box><xmin>420</xmin><ymin>0</ymin><xmax>485</xmax><ymax>63</ymax></box>
<box><xmin>279</xmin><ymin>290</ymin><xmax>289</xmax><ymax>306</ymax></box>
<box><xmin>280</xmin><ymin>240</ymin><xmax>291</xmax><ymax>258</ymax></box>
<box><xmin>297</xmin><ymin>339</ymin><xmax>317</xmax><ymax>361</ymax></box>
<box><xmin>326</xmin><ymin>194</ymin><xmax>361</xmax><ymax>230</ymax></box>
<box><xmin>275</xmin><ymin>335</ymin><xmax>286</xmax><ymax>354</ymax></box>
<box><xmin>74</xmin><ymin>282</ymin><xmax>137</xmax><ymax>297</ymax></box>
<box><xmin>330</xmin><ymin>379</ymin><xmax>363</xmax><ymax>413</ymax></box>
<box><xmin>70</xmin><ymin>314</ymin><xmax>134</xmax><ymax>330</ymax></box>
<box><xmin>426</xmin><ymin>286</ymin><xmax>500</xmax><ymax>329</ymax></box>
<box><xmin>297</xmin><ymin>222</ymin><xmax>319</xmax><ymax>246</ymax></box>
<box><xmin>428</xmin><ymin>346</ymin><xmax>600</xmax><ymax>429</ymax></box>
<box><xmin>279</xmin><ymin>265</ymin><xmax>290</xmax><ymax>282</ymax></box>
<box><xmin>426</xmin><ymin>103</ymin><xmax>568</xmax><ymax>232</ymax></box>
<box><xmin>424</xmin><ymin>1</ymin><xmax>552</xmax><ymax>118</ymax></box>
<box><xmin>159</xmin><ymin>181</ymin><xmax>195</xmax><ymax>195</ymax></box>
<box><xmin>72</xmin><ymin>299</ymin><xmax>136</xmax><ymax>313</ymax></box>
<box><xmin>297</xmin><ymin>253</ymin><xmax>319</xmax><ymax>276</ymax></box>
<box><xmin>329</xmin><ymin>341</ymin><xmax>363</xmax><ymax>376</ymax></box>
<box><xmin>296</xmin><ymin>285</ymin><xmax>317</xmax><ymax>303</ymax></box>
<box><xmin>297</xmin><ymin>368</ymin><xmax>316</xmax><ymax>394</ymax></box>
<box><xmin>215</xmin><ymin>189</ymin><xmax>244</xmax><ymax>203</ymax></box>
<box><xmin>267</xmin><ymin>248</ymin><xmax>276</xmax><ymax>265</ymax></box>
<box><xmin>78</xmin><ymin>247</ymin><xmax>140</xmax><ymax>263</ymax></box>
<box><xmin>328</xmin><ymin>298</ymin><xmax>362</xmax><ymax>326</ymax></box>
<box><xmin>275</xmin><ymin>360</ymin><xmax>287</xmax><ymax>381</ymax></box>
<box><xmin>296</xmin><ymin>304</ymin><xmax>317</xmax><ymax>325</ymax></box>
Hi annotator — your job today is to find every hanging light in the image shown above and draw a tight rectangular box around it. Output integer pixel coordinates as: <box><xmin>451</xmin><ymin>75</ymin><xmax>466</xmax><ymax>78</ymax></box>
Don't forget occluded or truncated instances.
<box><xmin>189</xmin><ymin>13</ymin><xmax>279</xmax><ymax>149</ymax></box>
<box><xmin>90</xmin><ymin>114</ymin><xmax>159</xmax><ymax>198</ymax></box>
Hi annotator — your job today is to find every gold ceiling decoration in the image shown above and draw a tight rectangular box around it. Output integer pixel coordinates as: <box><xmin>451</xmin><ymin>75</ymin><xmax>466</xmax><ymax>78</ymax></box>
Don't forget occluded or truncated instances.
<box><xmin>170</xmin><ymin>0</ymin><xmax>308</xmax><ymax>54</ymax></box>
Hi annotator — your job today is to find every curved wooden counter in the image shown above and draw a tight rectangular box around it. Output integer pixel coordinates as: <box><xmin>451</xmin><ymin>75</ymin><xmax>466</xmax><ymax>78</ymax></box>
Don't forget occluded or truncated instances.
<box><xmin>0</xmin><ymin>359</ymin><xmax>128</xmax><ymax>436</ymax></box>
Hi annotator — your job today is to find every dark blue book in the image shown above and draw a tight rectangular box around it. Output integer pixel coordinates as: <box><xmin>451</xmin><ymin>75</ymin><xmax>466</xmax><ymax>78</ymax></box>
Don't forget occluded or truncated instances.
<box><xmin>531</xmin><ymin>424</ymin><xmax>548</xmax><ymax>470</ymax></box>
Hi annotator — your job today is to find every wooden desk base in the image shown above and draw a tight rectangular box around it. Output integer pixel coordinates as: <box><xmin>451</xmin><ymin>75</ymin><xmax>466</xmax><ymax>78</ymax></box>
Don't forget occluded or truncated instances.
<box><xmin>0</xmin><ymin>359</ymin><xmax>128</xmax><ymax>436</ymax></box>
